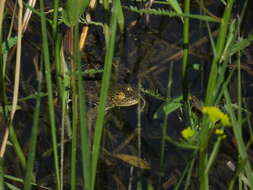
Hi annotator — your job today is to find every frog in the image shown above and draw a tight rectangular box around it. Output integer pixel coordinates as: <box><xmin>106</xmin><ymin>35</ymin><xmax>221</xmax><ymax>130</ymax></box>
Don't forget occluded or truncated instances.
<box><xmin>84</xmin><ymin>57</ymin><xmax>141</xmax><ymax>111</ymax></box>
<box><xmin>106</xmin><ymin>84</ymin><xmax>140</xmax><ymax>110</ymax></box>
<box><xmin>86</xmin><ymin>82</ymin><xmax>140</xmax><ymax>112</ymax></box>
<box><xmin>85</xmin><ymin>82</ymin><xmax>141</xmax><ymax>131</ymax></box>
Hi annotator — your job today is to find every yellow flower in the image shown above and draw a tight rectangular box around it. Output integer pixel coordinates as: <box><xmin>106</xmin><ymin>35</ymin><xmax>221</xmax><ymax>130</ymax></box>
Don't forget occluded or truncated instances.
<box><xmin>215</xmin><ymin>129</ymin><xmax>224</xmax><ymax>135</ymax></box>
<box><xmin>181</xmin><ymin>127</ymin><xmax>195</xmax><ymax>140</ymax></box>
<box><xmin>221</xmin><ymin>114</ymin><xmax>230</xmax><ymax>126</ymax></box>
<box><xmin>202</xmin><ymin>106</ymin><xmax>230</xmax><ymax>126</ymax></box>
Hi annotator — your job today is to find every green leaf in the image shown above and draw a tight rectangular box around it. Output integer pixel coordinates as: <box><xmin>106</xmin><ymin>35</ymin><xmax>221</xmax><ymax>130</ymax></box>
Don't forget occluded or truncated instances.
<box><xmin>0</xmin><ymin>105</ymin><xmax>21</xmax><ymax>113</ymax></box>
<box><xmin>1</xmin><ymin>37</ymin><xmax>17</xmax><ymax>55</ymax></box>
<box><xmin>117</xmin><ymin>0</ymin><xmax>125</xmax><ymax>33</ymax></box>
<box><xmin>165</xmin><ymin>135</ymin><xmax>199</xmax><ymax>150</ymax></box>
<box><xmin>5</xmin><ymin>183</ymin><xmax>21</xmax><ymax>190</ymax></box>
<box><xmin>229</xmin><ymin>34</ymin><xmax>253</xmax><ymax>56</ymax></box>
<box><xmin>125</xmin><ymin>6</ymin><xmax>220</xmax><ymax>22</ymax></box>
<box><xmin>62</xmin><ymin>0</ymin><xmax>89</xmax><ymax>26</ymax></box>
<box><xmin>166</xmin><ymin>0</ymin><xmax>182</xmax><ymax>15</ymax></box>
<box><xmin>153</xmin><ymin>96</ymin><xmax>183</xmax><ymax>119</ymax></box>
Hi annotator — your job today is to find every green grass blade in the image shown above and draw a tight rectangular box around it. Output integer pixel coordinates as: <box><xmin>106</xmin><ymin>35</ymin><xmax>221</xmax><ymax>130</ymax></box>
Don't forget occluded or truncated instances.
<box><xmin>167</xmin><ymin>0</ymin><xmax>182</xmax><ymax>15</ymax></box>
<box><xmin>91</xmin><ymin>0</ymin><xmax>120</xmax><ymax>188</ymax></box>
<box><xmin>205</xmin><ymin>0</ymin><xmax>235</xmax><ymax>105</ymax></box>
<box><xmin>181</xmin><ymin>0</ymin><xmax>190</xmax><ymax>124</ymax></box>
<box><xmin>224</xmin><ymin>89</ymin><xmax>253</xmax><ymax>189</ymax></box>
<box><xmin>5</xmin><ymin>0</ymin><xmax>27</xmax><ymax>172</ymax></box>
<box><xmin>204</xmin><ymin>137</ymin><xmax>222</xmax><ymax>174</ymax></box>
<box><xmin>74</xmin><ymin>24</ymin><xmax>91</xmax><ymax>190</ymax></box>
<box><xmin>158</xmin><ymin>64</ymin><xmax>173</xmax><ymax>189</ymax></box>
<box><xmin>70</xmin><ymin>99</ymin><xmax>78</xmax><ymax>190</ymax></box>
<box><xmin>39</xmin><ymin>0</ymin><xmax>60</xmax><ymax>189</ymax></box>
<box><xmin>126</xmin><ymin>6</ymin><xmax>220</xmax><ymax>22</ymax></box>
<box><xmin>117</xmin><ymin>0</ymin><xmax>124</xmax><ymax>33</ymax></box>
<box><xmin>70</xmin><ymin>63</ymin><xmax>79</xmax><ymax>190</ymax></box>
<box><xmin>68</xmin><ymin>27</ymin><xmax>81</xmax><ymax>190</ymax></box>
<box><xmin>52</xmin><ymin>0</ymin><xmax>59</xmax><ymax>38</ymax></box>
<box><xmin>5</xmin><ymin>183</ymin><xmax>20</xmax><ymax>190</ymax></box>
<box><xmin>9</xmin><ymin>126</ymin><xmax>26</xmax><ymax>168</ymax></box>
<box><xmin>62</xmin><ymin>0</ymin><xmax>89</xmax><ymax>26</ymax></box>
<box><xmin>0</xmin><ymin>158</ymin><xmax>4</xmax><ymax>190</ymax></box>
<box><xmin>165</xmin><ymin>136</ymin><xmax>199</xmax><ymax>150</ymax></box>
<box><xmin>0</xmin><ymin>0</ymin><xmax>6</xmax><ymax>57</ymax></box>
<box><xmin>23</xmin><ymin>70</ymin><xmax>42</xmax><ymax>190</ymax></box>
<box><xmin>229</xmin><ymin>33</ymin><xmax>253</xmax><ymax>57</ymax></box>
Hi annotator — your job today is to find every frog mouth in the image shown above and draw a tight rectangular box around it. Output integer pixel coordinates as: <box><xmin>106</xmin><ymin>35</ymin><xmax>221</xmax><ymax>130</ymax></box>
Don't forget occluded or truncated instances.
<box><xmin>116</xmin><ymin>95</ymin><xmax>145</xmax><ymax>110</ymax></box>
<box><xmin>117</xmin><ymin>99</ymin><xmax>140</xmax><ymax>107</ymax></box>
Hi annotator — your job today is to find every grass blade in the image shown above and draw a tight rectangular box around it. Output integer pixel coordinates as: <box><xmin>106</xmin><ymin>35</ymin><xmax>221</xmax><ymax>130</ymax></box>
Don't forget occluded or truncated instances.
<box><xmin>23</xmin><ymin>66</ymin><xmax>42</xmax><ymax>190</ymax></box>
<box><xmin>91</xmin><ymin>0</ymin><xmax>120</xmax><ymax>188</ymax></box>
<box><xmin>39</xmin><ymin>0</ymin><xmax>60</xmax><ymax>189</ymax></box>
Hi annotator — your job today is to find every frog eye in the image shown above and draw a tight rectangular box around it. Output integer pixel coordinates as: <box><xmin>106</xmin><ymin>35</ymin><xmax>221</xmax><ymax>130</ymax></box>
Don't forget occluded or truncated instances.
<box><xmin>115</xmin><ymin>92</ymin><xmax>126</xmax><ymax>100</ymax></box>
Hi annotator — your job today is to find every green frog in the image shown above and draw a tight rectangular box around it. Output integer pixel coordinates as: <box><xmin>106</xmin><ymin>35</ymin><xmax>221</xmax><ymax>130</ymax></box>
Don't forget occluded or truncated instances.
<box><xmin>86</xmin><ymin>82</ymin><xmax>140</xmax><ymax>111</ymax></box>
<box><xmin>86</xmin><ymin>83</ymin><xmax>141</xmax><ymax>131</ymax></box>
<box><xmin>106</xmin><ymin>85</ymin><xmax>140</xmax><ymax>110</ymax></box>
<box><xmin>85</xmin><ymin>59</ymin><xmax>141</xmax><ymax>111</ymax></box>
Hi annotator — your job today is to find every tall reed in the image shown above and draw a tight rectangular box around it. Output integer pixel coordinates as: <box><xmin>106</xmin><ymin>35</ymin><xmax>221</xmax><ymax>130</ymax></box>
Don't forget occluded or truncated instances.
<box><xmin>91</xmin><ymin>0</ymin><xmax>121</xmax><ymax>188</ymax></box>
<box><xmin>39</xmin><ymin>0</ymin><xmax>60</xmax><ymax>188</ymax></box>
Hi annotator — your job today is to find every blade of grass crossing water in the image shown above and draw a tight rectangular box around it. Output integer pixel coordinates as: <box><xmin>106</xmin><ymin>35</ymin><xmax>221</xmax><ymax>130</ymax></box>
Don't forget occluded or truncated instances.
<box><xmin>204</xmin><ymin>137</ymin><xmax>222</xmax><ymax>174</ymax></box>
<box><xmin>70</xmin><ymin>62</ymin><xmax>79</xmax><ymax>190</ymax></box>
<box><xmin>205</xmin><ymin>0</ymin><xmax>235</xmax><ymax>106</ymax></box>
<box><xmin>158</xmin><ymin>63</ymin><xmax>173</xmax><ymax>189</ymax></box>
<box><xmin>23</xmin><ymin>68</ymin><xmax>42</xmax><ymax>190</ymax></box>
<box><xmin>0</xmin><ymin>158</ymin><xmax>4</xmax><ymax>190</ymax></box>
<box><xmin>0</xmin><ymin>0</ymin><xmax>6</xmax><ymax>37</ymax></box>
<box><xmin>235</xmin><ymin>38</ymin><xmax>253</xmax><ymax>188</ymax></box>
<box><xmin>182</xmin><ymin>0</ymin><xmax>190</xmax><ymax>124</ymax></box>
<box><xmin>39</xmin><ymin>0</ymin><xmax>60</xmax><ymax>189</ymax></box>
<box><xmin>64</xmin><ymin>28</ymin><xmax>81</xmax><ymax>190</ymax></box>
<box><xmin>70</xmin><ymin>27</ymin><xmax>79</xmax><ymax>190</ymax></box>
<box><xmin>55</xmin><ymin>34</ymin><xmax>68</xmax><ymax>190</ymax></box>
<box><xmin>182</xmin><ymin>0</ymin><xmax>190</xmax><ymax>98</ymax></box>
<box><xmin>199</xmin><ymin>120</ymin><xmax>212</xmax><ymax>190</ymax></box>
<box><xmin>224</xmin><ymin>89</ymin><xmax>253</xmax><ymax>189</ymax></box>
<box><xmin>67</xmin><ymin>26</ymin><xmax>79</xmax><ymax>190</ymax></box>
<box><xmin>70</xmin><ymin>93</ymin><xmax>78</xmax><ymax>190</ymax></box>
<box><xmin>200</xmin><ymin>3</ymin><xmax>235</xmax><ymax>187</ymax></box>
<box><xmin>52</xmin><ymin>0</ymin><xmax>59</xmax><ymax>38</ymax></box>
<box><xmin>0</xmin><ymin>7</ymin><xmax>8</xmax><ymax>187</ymax></box>
<box><xmin>184</xmin><ymin>155</ymin><xmax>196</xmax><ymax>190</ymax></box>
<box><xmin>0</xmin><ymin>0</ymin><xmax>7</xmax><ymax>117</ymax></box>
<box><xmin>9</xmin><ymin>127</ymin><xmax>26</xmax><ymax>168</ymax></box>
<box><xmin>74</xmin><ymin>24</ymin><xmax>91</xmax><ymax>190</ymax></box>
<box><xmin>91</xmin><ymin>0</ymin><xmax>120</xmax><ymax>188</ymax></box>
<box><xmin>0</xmin><ymin>0</ymin><xmax>6</xmax><ymax>65</ymax></box>
<box><xmin>55</xmin><ymin>35</ymin><xmax>65</xmax><ymax>101</ymax></box>
<box><xmin>7</xmin><ymin>0</ymin><xmax>27</xmax><ymax>171</ymax></box>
